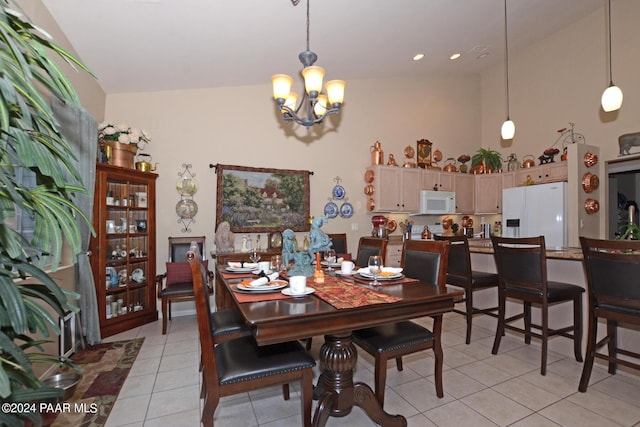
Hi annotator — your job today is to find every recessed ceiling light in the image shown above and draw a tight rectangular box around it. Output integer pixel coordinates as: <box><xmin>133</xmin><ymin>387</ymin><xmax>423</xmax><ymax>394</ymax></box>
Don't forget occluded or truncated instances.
<box><xmin>413</xmin><ymin>53</ymin><xmax>425</xmax><ymax>61</ymax></box>
<box><xmin>450</xmin><ymin>53</ymin><xmax>461</xmax><ymax>60</ymax></box>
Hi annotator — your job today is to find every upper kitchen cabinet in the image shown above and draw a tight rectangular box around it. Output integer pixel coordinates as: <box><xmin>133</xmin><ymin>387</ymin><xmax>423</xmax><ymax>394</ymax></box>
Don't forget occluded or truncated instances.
<box><xmin>421</xmin><ymin>169</ymin><xmax>454</xmax><ymax>192</ymax></box>
<box><xmin>367</xmin><ymin>165</ymin><xmax>420</xmax><ymax>212</ymax></box>
<box><xmin>516</xmin><ymin>162</ymin><xmax>568</xmax><ymax>186</ymax></box>
<box><xmin>454</xmin><ymin>174</ymin><xmax>475</xmax><ymax>214</ymax></box>
<box><xmin>475</xmin><ymin>173</ymin><xmax>502</xmax><ymax>214</ymax></box>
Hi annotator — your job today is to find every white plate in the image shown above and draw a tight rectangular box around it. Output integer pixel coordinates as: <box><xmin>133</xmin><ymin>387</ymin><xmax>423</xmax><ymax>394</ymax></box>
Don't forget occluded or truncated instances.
<box><xmin>226</xmin><ymin>267</ymin><xmax>255</xmax><ymax>273</ymax></box>
<box><xmin>282</xmin><ymin>287</ymin><xmax>315</xmax><ymax>297</ymax></box>
<box><xmin>131</xmin><ymin>268</ymin><xmax>145</xmax><ymax>283</ymax></box>
<box><xmin>228</xmin><ymin>262</ymin><xmax>259</xmax><ymax>269</ymax></box>
<box><xmin>236</xmin><ymin>280</ymin><xmax>288</xmax><ymax>292</ymax></box>
<box><xmin>336</xmin><ymin>271</ymin><xmax>356</xmax><ymax>276</ymax></box>
<box><xmin>321</xmin><ymin>261</ymin><xmax>342</xmax><ymax>268</ymax></box>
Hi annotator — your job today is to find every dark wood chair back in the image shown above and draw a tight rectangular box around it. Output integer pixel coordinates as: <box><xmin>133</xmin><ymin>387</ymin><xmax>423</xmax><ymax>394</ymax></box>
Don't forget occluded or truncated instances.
<box><xmin>578</xmin><ymin>237</ymin><xmax>640</xmax><ymax>391</ymax></box>
<box><xmin>355</xmin><ymin>237</ymin><xmax>387</xmax><ymax>268</ymax></box>
<box><xmin>401</xmin><ymin>239</ymin><xmax>450</xmax><ymax>291</ymax></box>
<box><xmin>170</xmin><ymin>236</ymin><xmax>205</xmax><ymax>263</ymax></box>
<box><xmin>434</xmin><ymin>235</ymin><xmax>471</xmax><ymax>282</ymax></box>
<box><xmin>327</xmin><ymin>233</ymin><xmax>348</xmax><ymax>256</ymax></box>
<box><xmin>491</xmin><ymin>235</ymin><xmax>546</xmax><ymax>294</ymax></box>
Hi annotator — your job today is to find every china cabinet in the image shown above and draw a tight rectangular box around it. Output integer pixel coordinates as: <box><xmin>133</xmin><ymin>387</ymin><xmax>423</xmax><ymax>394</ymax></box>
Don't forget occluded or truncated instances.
<box><xmin>89</xmin><ymin>164</ymin><xmax>158</xmax><ymax>337</ymax></box>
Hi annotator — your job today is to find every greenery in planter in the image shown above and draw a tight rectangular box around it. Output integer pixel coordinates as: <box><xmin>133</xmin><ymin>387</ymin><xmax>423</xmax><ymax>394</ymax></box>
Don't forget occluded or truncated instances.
<box><xmin>620</xmin><ymin>222</ymin><xmax>640</xmax><ymax>240</ymax></box>
<box><xmin>0</xmin><ymin>2</ymin><xmax>94</xmax><ymax>425</ymax></box>
<box><xmin>471</xmin><ymin>147</ymin><xmax>503</xmax><ymax>172</ymax></box>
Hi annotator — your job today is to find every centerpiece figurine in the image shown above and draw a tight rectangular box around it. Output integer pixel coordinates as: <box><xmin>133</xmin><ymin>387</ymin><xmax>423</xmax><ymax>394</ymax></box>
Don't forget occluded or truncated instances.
<box><xmin>98</xmin><ymin>121</ymin><xmax>151</xmax><ymax>168</ymax></box>
<box><xmin>282</xmin><ymin>215</ymin><xmax>332</xmax><ymax>277</ymax></box>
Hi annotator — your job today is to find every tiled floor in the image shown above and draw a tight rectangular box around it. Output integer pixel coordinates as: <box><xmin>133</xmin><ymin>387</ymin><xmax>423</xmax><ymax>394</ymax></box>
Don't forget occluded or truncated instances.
<box><xmin>103</xmin><ymin>312</ymin><xmax>640</xmax><ymax>427</ymax></box>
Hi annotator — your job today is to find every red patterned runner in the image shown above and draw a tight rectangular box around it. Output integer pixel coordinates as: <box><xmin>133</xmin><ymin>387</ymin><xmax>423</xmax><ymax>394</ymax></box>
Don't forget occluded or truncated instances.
<box><xmin>312</xmin><ymin>276</ymin><xmax>401</xmax><ymax>309</ymax></box>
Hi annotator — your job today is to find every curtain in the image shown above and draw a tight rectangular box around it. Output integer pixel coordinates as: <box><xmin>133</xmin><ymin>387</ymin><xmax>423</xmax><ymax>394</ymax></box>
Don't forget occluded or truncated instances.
<box><xmin>51</xmin><ymin>98</ymin><xmax>101</xmax><ymax>345</ymax></box>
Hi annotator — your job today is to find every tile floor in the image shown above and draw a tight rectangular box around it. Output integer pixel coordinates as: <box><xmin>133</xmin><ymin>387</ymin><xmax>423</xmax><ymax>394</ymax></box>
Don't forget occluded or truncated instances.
<box><xmin>103</xmin><ymin>312</ymin><xmax>640</xmax><ymax>427</ymax></box>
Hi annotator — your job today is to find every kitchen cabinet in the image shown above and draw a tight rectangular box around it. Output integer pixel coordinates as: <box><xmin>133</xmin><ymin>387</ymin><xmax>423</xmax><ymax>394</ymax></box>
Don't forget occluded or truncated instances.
<box><xmin>516</xmin><ymin>162</ymin><xmax>568</xmax><ymax>186</ymax></box>
<box><xmin>475</xmin><ymin>173</ymin><xmax>502</xmax><ymax>214</ymax></box>
<box><xmin>90</xmin><ymin>164</ymin><xmax>158</xmax><ymax>338</ymax></box>
<box><xmin>501</xmin><ymin>171</ymin><xmax>517</xmax><ymax>189</ymax></box>
<box><xmin>454</xmin><ymin>174</ymin><xmax>475</xmax><ymax>214</ymax></box>
<box><xmin>421</xmin><ymin>169</ymin><xmax>454</xmax><ymax>192</ymax></box>
<box><xmin>370</xmin><ymin>166</ymin><xmax>420</xmax><ymax>212</ymax></box>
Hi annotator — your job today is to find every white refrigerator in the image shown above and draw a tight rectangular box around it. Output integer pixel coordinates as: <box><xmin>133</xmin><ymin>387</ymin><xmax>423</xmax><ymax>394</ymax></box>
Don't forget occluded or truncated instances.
<box><xmin>502</xmin><ymin>182</ymin><xmax>567</xmax><ymax>249</ymax></box>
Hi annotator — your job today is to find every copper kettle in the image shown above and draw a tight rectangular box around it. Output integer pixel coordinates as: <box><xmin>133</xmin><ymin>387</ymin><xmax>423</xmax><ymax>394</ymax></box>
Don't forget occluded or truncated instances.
<box><xmin>443</xmin><ymin>158</ymin><xmax>458</xmax><ymax>172</ymax></box>
<box><xmin>522</xmin><ymin>155</ymin><xmax>536</xmax><ymax>168</ymax></box>
<box><xmin>135</xmin><ymin>154</ymin><xmax>158</xmax><ymax>172</ymax></box>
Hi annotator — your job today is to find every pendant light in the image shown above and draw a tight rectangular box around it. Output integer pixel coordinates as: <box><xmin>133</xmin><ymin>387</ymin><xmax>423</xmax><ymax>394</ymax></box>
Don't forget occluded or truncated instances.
<box><xmin>500</xmin><ymin>0</ymin><xmax>515</xmax><ymax>140</ymax></box>
<box><xmin>601</xmin><ymin>0</ymin><xmax>623</xmax><ymax>112</ymax></box>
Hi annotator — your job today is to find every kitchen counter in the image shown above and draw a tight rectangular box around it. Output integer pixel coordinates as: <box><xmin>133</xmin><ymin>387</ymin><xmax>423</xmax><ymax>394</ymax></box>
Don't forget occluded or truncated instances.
<box><xmin>467</xmin><ymin>238</ymin><xmax>583</xmax><ymax>260</ymax></box>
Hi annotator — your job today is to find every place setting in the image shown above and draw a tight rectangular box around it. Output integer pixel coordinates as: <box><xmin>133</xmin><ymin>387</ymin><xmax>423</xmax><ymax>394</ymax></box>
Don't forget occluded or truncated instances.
<box><xmin>353</xmin><ymin>256</ymin><xmax>405</xmax><ymax>285</ymax></box>
<box><xmin>281</xmin><ymin>275</ymin><xmax>315</xmax><ymax>297</ymax></box>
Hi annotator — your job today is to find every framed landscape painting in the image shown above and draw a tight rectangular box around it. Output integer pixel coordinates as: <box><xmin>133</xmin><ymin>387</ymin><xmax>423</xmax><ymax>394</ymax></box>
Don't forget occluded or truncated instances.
<box><xmin>215</xmin><ymin>164</ymin><xmax>311</xmax><ymax>233</ymax></box>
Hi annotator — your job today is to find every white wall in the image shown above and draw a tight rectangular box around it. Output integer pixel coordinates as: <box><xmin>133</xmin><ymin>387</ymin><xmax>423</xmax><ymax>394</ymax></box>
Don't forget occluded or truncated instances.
<box><xmin>105</xmin><ymin>75</ymin><xmax>481</xmax><ymax>268</ymax></box>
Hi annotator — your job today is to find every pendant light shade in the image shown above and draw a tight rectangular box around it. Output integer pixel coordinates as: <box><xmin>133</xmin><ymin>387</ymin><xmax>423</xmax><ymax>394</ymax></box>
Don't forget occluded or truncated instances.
<box><xmin>601</xmin><ymin>0</ymin><xmax>623</xmax><ymax>112</ymax></box>
<box><xmin>501</xmin><ymin>0</ymin><xmax>515</xmax><ymax>140</ymax></box>
<box><xmin>501</xmin><ymin>118</ymin><xmax>515</xmax><ymax>140</ymax></box>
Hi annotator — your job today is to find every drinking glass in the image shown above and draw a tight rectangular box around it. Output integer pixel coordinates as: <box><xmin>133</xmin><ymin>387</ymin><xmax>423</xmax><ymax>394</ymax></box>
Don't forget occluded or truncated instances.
<box><xmin>324</xmin><ymin>249</ymin><xmax>337</xmax><ymax>271</ymax></box>
<box><xmin>270</xmin><ymin>255</ymin><xmax>283</xmax><ymax>273</ymax></box>
<box><xmin>249</xmin><ymin>249</ymin><xmax>261</xmax><ymax>265</ymax></box>
<box><xmin>368</xmin><ymin>255</ymin><xmax>383</xmax><ymax>286</ymax></box>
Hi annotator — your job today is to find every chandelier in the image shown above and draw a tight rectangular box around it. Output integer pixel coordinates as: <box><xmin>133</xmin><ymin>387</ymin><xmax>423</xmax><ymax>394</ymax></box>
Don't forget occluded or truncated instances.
<box><xmin>271</xmin><ymin>0</ymin><xmax>345</xmax><ymax>128</ymax></box>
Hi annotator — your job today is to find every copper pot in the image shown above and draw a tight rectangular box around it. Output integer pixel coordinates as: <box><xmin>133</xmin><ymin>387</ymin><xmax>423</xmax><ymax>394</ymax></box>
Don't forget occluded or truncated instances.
<box><xmin>584</xmin><ymin>151</ymin><xmax>598</xmax><ymax>168</ymax></box>
<box><xmin>522</xmin><ymin>155</ymin><xmax>536</xmax><ymax>168</ymax></box>
<box><xmin>364</xmin><ymin>184</ymin><xmax>374</xmax><ymax>196</ymax></box>
<box><xmin>584</xmin><ymin>198</ymin><xmax>600</xmax><ymax>214</ymax></box>
<box><xmin>582</xmin><ymin>173</ymin><xmax>599</xmax><ymax>193</ymax></box>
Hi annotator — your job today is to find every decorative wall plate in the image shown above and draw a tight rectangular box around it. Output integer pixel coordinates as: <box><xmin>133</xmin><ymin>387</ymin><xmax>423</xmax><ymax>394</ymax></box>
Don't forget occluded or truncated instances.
<box><xmin>332</xmin><ymin>185</ymin><xmax>346</xmax><ymax>200</ymax></box>
<box><xmin>404</xmin><ymin>146</ymin><xmax>415</xmax><ymax>159</ymax></box>
<box><xmin>324</xmin><ymin>202</ymin><xmax>339</xmax><ymax>218</ymax></box>
<box><xmin>176</xmin><ymin>176</ymin><xmax>198</xmax><ymax>196</ymax></box>
<box><xmin>176</xmin><ymin>199</ymin><xmax>198</xmax><ymax>219</ymax></box>
<box><xmin>340</xmin><ymin>202</ymin><xmax>354</xmax><ymax>218</ymax></box>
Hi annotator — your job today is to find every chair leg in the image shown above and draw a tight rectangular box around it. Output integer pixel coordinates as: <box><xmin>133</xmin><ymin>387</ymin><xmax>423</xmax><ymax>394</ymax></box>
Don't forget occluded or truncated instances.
<box><xmin>282</xmin><ymin>384</ymin><xmax>290</xmax><ymax>400</ymax></box>
<box><xmin>395</xmin><ymin>357</ymin><xmax>403</xmax><ymax>371</ymax></box>
<box><xmin>464</xmin><ymin>289</ymin><xmax>473</xmax><ymax>345</ymax></box>
<box><xmin>492</xmin><ymin>289</ymin><xmax>506</xmax><ymax>355</ymax></box>
<box><xmin>373</xmin><ymin>354</ymin><xmax>388</xmax><ymax>406</ymax></box>
<box><xmin>573</xmin><ymin>295</ymin><xmax>583</xmax><ymax>363</ymax></box>
<box><xmin>433</xmin><ymin>315</ymin><xmax>444</xmax><ymax>398</ymax></box>
<box><xmin>579</xmin><ymin>310</ymin><xmax>598</xmax><ymax>392</ymax></box>
<box><xmin>540</xmin><ymin>303</ymin><xmax>548</xmax><ymax>376</ymax></box>
<box><xmin>305</xmin><ymin>337</ymin><xmax>313</xmax><ymax>351</ymax></box>
<box><xmin>161</xmin><ymin>297</ymin><xmax>168</xmax><ymax>335</ymax></box>
<box><xmin>524</xmin><ymin>302</ymin><xmax>532</xmax><ymax>345</ymax></box>
<box><xmin>607</xmin><ymin>320</ymin><xmax>618</xmax><ymax>374</ymax></box>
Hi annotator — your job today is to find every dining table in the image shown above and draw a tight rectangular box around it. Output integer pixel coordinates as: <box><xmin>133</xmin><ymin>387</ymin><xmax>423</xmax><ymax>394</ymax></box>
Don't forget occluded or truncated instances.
<box><xmin>217</xmin><ymin>264</ymin><xmax>463</xmax><ymax>427</ymax></box>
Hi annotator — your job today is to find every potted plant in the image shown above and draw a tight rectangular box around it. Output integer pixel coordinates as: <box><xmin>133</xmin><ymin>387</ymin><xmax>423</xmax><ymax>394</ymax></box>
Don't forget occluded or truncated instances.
<box><xmin>471</xmin><ymin>148</ymin><xmax>503</xmax><ymax>173</ymax></box>
<box><xmin>620</xmin><ymin>222</ymin><xmax>640</xmax><ymax>240</ymax></box>
<box><xmin>0</xmin><ymin>3</ymin><xmax>94</xmax><ymax>425</ymax></box>
<box><xmin>98</xmin><ymin>121</ymin><xmax>151</xmax><ymax>168</ymax></box>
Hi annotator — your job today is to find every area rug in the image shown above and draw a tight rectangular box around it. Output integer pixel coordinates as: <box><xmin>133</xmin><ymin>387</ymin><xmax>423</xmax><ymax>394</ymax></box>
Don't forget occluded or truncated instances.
<box><xmin>43</xmin><ymin>338</ymin><xmax>144</xmax><ymax>427</ymax></box>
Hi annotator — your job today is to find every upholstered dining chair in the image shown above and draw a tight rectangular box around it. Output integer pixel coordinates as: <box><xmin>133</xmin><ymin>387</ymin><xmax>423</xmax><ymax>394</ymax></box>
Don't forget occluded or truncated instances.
<box><xmin>156</xmin><ymin>236</ymin><xmax>215</xmax><ymax>334</ymax></box>
<box><xmin>490</xmin><ymin>235</ymin><xmax>584</xmax><ymax>375</ymax></box>
<box><xmin>434</xmin><ymin>235</ymin><xmax>499</xmax><ymax>344</ymax></box>
<box><xmin>187</xmin><ymin>243</ymin><xmax>316</xmax><ymax>427</ymax></box>
<box><xmin>352</xmin><ymin>239</ymin><xmax>450</xmax><ymax>406</ymax></box>
<box><xmin>578</xmin><ymin>237</ymin><xmax>640</xmax><ymax>392</ymax></box>
<box><xmin>355</xmin><ymin>236</ymin><xmax>388</xmax><ymax>268</ymax></box>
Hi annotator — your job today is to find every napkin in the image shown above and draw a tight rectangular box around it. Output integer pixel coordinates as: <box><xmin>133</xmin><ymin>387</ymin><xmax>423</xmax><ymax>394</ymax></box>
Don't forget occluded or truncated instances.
<box><xmin>249</xmin><ymin>277</ymin><xmax>268</xmax><ymax>287</ymax></box>
<box><xmin>228</xmin><ymin>262</ymin><xmax>258</xmax><ymax>269</ymax></box>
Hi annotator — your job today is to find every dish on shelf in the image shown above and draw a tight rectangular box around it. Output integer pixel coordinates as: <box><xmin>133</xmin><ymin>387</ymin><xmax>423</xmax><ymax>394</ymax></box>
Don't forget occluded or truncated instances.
<box><xmin>131</xmin><ymin>268</ymin><xmax>145</xmax><ymax>283</ymax></box>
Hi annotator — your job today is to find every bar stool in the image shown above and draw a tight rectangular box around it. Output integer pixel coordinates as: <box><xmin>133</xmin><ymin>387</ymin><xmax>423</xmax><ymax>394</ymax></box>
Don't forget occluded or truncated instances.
<box><xmin>435</xmin><ymin>235</ymin><xmax>499</xmax><ymax>344</ymax></box>
<box><xmin>578</xmin><ymin>237</ymin><xmax>640</xmax><ymax>392</ymax></box>
<box><xmin>490</xmin><ymin>235</ymin><xmax>584</xmax><ymax>375</ymax></box>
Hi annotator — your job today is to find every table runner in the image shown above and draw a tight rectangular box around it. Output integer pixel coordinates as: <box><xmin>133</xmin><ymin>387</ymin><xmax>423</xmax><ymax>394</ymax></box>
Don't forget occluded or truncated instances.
<box><xmin>312</xmin><ymin>276</ymin><xmax>401</xmax><ymax>309</ymax></box>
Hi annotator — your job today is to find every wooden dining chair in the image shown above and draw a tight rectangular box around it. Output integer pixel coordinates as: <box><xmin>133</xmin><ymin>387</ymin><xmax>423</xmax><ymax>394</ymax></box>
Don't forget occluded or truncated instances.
<box><xmin>327</xmin><ymin>233</ymin><xmax>349</xmax><ymax>258</ymax></box>
<box><xmin>490</xmin><ymin>235</ymin><xmax>584</xmax><ymax>375</ymax></box>
<box><xmin>434</xmin><ymin>235</ymin><xmax>499</xmax><ymax>344</ymax></box>
<box><xmin>187</xmin><ymin>243</ymin><xmax>316</xmax><ymax>427</ymax></box>
<box><xmin>352</xmin><ymin>239</ymin><xmax>450</xmax><ymax>406</ymax></box>
<box><xmin>578</xmin><ymin>237</ymin><xmax>640</xmax><ymax>392</ymax></box>
<box><xmin>355</xmin><ymin>236</ymin><xmax>388</xmax><ymax>268</ymax></box>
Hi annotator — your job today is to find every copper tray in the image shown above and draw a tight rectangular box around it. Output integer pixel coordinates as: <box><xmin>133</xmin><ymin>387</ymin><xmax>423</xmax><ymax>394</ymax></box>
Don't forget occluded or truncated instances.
<box><xmin>364</xmin><ymin>169</ymin><xmax>374</xmax><ymax>183</ymax></box>
<box><xmin>367</xmin><ymin>198</ymin><xmax>375</xmax><ymax>212</ymax></box>
<box><xmin>364</xmin><ymin>184</ymin><xmax>374</xmax><ymax>196</ymax></box>
<box><xmin>584</xmin><ymin>152</ymin><xmax>598</xmax><ymax>168</ymax></box>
